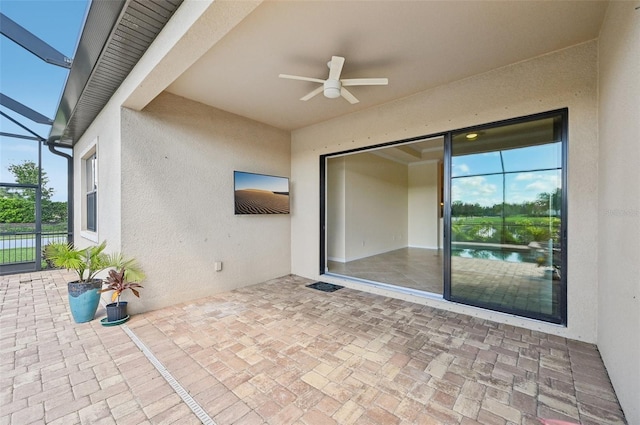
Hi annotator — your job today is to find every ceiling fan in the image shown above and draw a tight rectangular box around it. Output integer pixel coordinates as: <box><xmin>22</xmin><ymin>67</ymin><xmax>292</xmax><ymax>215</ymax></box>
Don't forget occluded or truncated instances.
<box><xmin>279</xmin><ymin>55</ymin><xmax>388</xmax><ymax>104</ymax></box>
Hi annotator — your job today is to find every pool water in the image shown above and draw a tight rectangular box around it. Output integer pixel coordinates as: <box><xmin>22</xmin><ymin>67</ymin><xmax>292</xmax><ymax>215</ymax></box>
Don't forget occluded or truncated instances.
<box><xmin>451</xmin><ymin>247</ymin><xmax>533</xmax><ymax>263</ymax></box>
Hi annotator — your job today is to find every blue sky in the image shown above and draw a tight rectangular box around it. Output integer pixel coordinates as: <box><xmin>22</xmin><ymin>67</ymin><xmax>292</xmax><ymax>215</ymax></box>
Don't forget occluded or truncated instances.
<box><xmin>451</xmin><ymin>143</ymin><xmax>562</xmax><ymax>206</ymax></box>
<box><xmin>235</xmin><ymin>171</ymin><xmax>289</xmax><ymax>193</ymax></box>
<box><xmin>1</xmin><ymin>0</ymin><xmax>88</xmax><ymax>201</ymax></box>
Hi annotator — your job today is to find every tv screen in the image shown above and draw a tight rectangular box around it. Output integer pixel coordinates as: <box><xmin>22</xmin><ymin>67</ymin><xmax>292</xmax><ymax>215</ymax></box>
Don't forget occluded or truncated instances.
<box><xmin>234</xmin><ymin>171</ymin><xmax>290</xmax><ymax>215</ymax></box>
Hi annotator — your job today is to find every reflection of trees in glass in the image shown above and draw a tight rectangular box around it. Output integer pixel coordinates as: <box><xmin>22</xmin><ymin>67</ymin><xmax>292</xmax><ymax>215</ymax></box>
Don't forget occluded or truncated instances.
<box><xmin>535</xmin><ymin>188</ymin><xmax>561</xmax><ymax>216</ymax></box>
<box><xmin>452</xmin><ymin>187</ymin><xmax>561</xmax><ymax>218</ymax></box>
<box><xmin>451</xmin><ymin>188</ymin><xmax>561</xmax><ymax>245</ymax></box>
<box><xmin>1</xmin><ymin>161</ymin><xmax>67</xmax><ymax>224</ymax></box>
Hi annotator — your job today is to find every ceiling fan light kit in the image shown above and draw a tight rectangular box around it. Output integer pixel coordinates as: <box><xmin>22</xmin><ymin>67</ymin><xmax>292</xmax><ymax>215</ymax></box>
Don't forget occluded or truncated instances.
<box><xmin>323</xmin><ymin>79</ymin><xmax>341</xmax><ymax>99</ymax></box>
<box><xmin>279</xmin><ymin>55</ymin><xmax>388</xmax><ymax>104</ymax></box>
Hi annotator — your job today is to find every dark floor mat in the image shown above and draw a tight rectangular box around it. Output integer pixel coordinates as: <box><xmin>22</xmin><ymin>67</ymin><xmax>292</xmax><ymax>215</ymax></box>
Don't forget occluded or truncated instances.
<box><xmin>306</xmin><ymin>282</ymin><xmax>344</xmax><ymax>292</ymax></box>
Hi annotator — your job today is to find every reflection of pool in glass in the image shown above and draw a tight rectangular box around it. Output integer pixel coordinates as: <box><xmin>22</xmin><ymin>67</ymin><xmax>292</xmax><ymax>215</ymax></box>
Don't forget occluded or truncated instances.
<box><xmin>452</xmin><ymin>246</ymin><xmax>534</xmax><ymax>263</ymax></box>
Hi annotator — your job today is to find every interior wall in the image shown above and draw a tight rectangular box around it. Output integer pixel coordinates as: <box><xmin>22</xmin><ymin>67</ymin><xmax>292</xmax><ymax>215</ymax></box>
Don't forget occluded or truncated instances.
<box><xmin>408</xmin><ymin>161</ymin><xmax>439</xmax><ymax>249</ymax></box>
<box><xmin>344</xmin><ymin>153</ymin><xmax>408</xmax><ymax>261</ymax></box>
<box><xmin>291</xmin><ymin>41</ymin><xmax>599</xmax><ymax>342</ymax></box>
<box><xmin>326</xmin><ymin>157</ymin><xmax>346</xmax><ymax>262</ymax></box>
<box><xmin>120</xmin><ymin>92</ymin><xmax>291</xmax><ymax>313</ymax></box>
<box><xmin>597</xmin><ymin>2</ymin><xmax>640</xmax><ymax>423</ymax></box>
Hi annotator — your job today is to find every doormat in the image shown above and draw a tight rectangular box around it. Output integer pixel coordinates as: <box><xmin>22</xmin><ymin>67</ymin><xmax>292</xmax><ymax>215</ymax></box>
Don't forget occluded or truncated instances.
<box><xmin>306</xmin><ymin>282</ymin><xmax>344</xmax><ymax>292</ymax></box>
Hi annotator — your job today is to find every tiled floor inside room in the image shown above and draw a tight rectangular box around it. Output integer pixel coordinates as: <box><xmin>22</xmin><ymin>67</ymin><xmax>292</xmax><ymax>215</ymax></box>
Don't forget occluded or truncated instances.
<box><xmin>327</xmin><ymin>248</ymin><xmax>444</xmax><ymax>294</ymax></box>
<box><xmin>0</xmin><ymin>270</ymin><xmax>627</xmax><ymax>424</ymax></box>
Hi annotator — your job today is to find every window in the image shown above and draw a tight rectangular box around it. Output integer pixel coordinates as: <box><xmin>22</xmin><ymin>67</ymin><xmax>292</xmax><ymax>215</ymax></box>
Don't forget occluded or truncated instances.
<box><xmin>83</xmin><ymin>151</ymin><xmax>97</xmax><ymax>233</ymax></box>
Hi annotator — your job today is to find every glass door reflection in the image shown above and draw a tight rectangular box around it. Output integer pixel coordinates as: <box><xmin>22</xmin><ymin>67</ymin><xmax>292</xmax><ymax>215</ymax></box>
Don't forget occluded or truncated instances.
<box><xmin>449</xmin><ymin>114</ymin><xmax>565</xmax><ymax>323</ymax></box>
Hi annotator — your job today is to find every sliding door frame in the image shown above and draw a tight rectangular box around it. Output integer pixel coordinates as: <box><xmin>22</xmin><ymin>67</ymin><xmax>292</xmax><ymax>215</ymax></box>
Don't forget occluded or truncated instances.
<box><xmin>319</xmin><ymin>108</ymin><xmax>568</xmax><ymax>325</ymax></box>
<box><xmin>444</xmin><ymin>108</ymin><xmax>568</xmax><ymax>325</ymax></box>
<box><xmin>318</xmin><ymin>133</ymin><xmax>446</xmax><ymax>275</ymax></box>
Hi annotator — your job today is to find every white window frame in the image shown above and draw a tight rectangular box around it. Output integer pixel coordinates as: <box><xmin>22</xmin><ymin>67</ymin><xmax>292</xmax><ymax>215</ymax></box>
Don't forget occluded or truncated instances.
<box><xmin>80</xmin><ymin>143</ymin><xmax>99</xmax><ymax>242</ymax></box>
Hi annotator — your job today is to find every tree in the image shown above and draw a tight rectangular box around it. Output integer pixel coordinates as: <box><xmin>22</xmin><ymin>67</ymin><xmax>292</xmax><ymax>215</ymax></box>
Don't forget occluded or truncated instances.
<box><xmin>2</xmin><ymin>161</ymin><xmax>67</xmax><ymax>224</ymax></box>
<box><xmin>535</xmin><ymin>188</ymin><xmax>562</xmax><ymax>216</ymax></box>
<box><xmin>0</xmin><ymin>197</ymin><xmax>34</xmax><ymax>222</ymax></box>
<box><xmin>6</xmin><ymin>160</ymin><xmax>54</xmax><ymax>201</ymax></box>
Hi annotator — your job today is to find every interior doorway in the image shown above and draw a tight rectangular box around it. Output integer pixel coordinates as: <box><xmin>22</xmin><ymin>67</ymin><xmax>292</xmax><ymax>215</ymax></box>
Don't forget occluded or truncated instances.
<box><xmin>323</xmin><ymin>136</ymin><xmax>445</xmax><ymax>295</ymax></box>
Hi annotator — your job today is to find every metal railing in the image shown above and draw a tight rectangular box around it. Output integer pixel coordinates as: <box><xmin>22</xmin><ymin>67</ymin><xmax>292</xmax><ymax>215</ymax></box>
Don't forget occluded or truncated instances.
<box><xmin>0</xmin><ymin>228</ymin><xmax>69</xmax><ymax>274</ymax></box>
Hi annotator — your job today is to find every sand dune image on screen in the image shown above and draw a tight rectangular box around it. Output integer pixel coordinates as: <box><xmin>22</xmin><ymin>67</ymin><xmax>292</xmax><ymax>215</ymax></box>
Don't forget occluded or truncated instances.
<box><xmin>234</xmin><ymin>172</ymin><xmax>289</xmax><ymax>214</ymax></box>
<box><xmin>235</xmin><ymin>189</ymin><xmax>289</xmax><ymax>214</ymax></box>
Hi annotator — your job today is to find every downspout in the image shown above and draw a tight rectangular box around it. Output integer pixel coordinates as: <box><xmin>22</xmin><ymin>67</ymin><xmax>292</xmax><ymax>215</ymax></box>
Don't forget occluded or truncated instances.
<box><xmin>46</xmin><ymin>137</ymin><xmax>74</xmax><ymax>246</ymax></box>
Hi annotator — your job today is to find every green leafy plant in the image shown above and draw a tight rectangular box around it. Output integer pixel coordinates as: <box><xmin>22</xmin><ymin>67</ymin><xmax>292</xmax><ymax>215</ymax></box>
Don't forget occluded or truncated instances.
<box><xmin>44</xmin><ymin>241</ymin><xmax>144</xmax><ymax>283</ymax></box>
<box><xmin>98</xmin><ymin>268</ymin><xmax>144</xmax><ymax>305</ymax></box>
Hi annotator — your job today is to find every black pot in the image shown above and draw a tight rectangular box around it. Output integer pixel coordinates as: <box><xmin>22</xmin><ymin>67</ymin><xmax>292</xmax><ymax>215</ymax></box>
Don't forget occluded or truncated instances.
<box><xmin>105</xmin><ymin>301</ymin><xmax>128</xmax><ymax>322</ymax></box>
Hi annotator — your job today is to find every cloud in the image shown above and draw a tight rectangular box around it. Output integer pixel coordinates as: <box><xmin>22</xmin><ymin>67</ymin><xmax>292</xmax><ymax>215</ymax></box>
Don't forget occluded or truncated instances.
<box><xmin>515</xmin><ymin>173</ymin><xmax>536</xmax><ymax>181</ymax></box>
<box><xmin>508</xmin><ymin>172</ymin><xmax>561</xmax><ymax>203</ymax></box>
<box><xmin>452</xmin><ymin>176</ymin><xmax>500</xmax><ymax>206</ymax></box>
<box><xmin>525</xmin><ymin>181</ymin><xmax>555</xmax><ymax>192</ymax></box>
<box><xmin>453</xmin><ymin>163</ymin><xmax>470</xmax><ymax>175</ymax></box>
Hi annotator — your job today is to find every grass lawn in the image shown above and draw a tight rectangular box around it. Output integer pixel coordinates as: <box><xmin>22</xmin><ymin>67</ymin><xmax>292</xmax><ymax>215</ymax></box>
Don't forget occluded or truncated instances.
<box><xmin>1</xmin><ymin>247</ymin><xmax>36</xmax><ymax>263</ymax></box>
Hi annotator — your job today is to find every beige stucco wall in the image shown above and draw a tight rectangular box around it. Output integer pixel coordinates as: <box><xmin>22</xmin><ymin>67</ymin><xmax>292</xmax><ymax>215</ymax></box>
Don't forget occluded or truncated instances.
<box><xmin>119</xmin><ymin>92</ymin><xmax>291</xmax><ymax>313</ymax></box>
<box><xmin>291</xmin><ymin>41</ymin><xmax>599</xmax><ymax>342</ymax></box>
<box><xmin>597</xmin><ymin>1</ymin><xmax>640</xmax><ymax>423</ymax></box>
<box><xmin>73</xmin><ymin>0</ymin><xmax>229</xmax><ymax>254</ymax></box>
<box><xmin>72</xmin><ymin>105</ymin><xmax>122</xmax><ymax>252</ymax></box>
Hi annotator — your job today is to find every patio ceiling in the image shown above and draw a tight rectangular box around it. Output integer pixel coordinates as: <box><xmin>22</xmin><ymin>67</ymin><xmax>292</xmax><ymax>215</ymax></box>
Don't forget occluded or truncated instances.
<box><xmin>50</xmin><ymin>1</ymin><xmax>608</xmax><ymax>145</ymax></box>
<box><xmin>165</xmin><ymin>1</ymin><xmax>608</xmax><ymax>131</ymax></box>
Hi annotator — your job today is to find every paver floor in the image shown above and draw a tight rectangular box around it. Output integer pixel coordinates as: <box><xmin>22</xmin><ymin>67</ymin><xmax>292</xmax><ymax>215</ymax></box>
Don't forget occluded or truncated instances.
<box><xmin>1</xmin><ymin>270</ymin><xmax>627</xmax><ymax>424</ymax></box>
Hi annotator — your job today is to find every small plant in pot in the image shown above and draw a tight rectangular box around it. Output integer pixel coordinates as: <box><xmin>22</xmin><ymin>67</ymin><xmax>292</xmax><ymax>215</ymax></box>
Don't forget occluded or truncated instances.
<box><xmin>98</xmin><ymin>266</ymin><xmax>144</xmax><ymax>323</ymax></box>
<box><xmin>44</xmin><ymin>241</ymin><xmax>143</xmax><ymax>323</ymax></box>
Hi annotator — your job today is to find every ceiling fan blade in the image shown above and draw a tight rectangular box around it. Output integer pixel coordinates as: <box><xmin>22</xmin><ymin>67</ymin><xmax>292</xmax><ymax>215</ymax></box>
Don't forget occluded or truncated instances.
<box><xmin>341</xmin><ymin>87</ymin><xmax>360</xmax><ymax>104</ymax></box>
<box><xmin>300</xmin><ymin>86</ymin><xmax>324</xmax><ymax>101</ymax></box>
<box><xmin>328</xmin><ymin>56</ymin><xmax>345</xmax><ymax>81</ymax></box>
<box><xmin>341</xmin><ymin>78</ymin><xmax>388</xmax><ymax>86</ymax></box>
<box><xmin>279</xmin><ymin>74</ymin><xmax>325</xmax><ymax>84</ymax></box>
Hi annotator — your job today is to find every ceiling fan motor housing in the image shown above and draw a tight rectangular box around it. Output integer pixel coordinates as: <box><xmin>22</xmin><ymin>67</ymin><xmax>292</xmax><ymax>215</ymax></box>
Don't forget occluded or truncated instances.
<box><xmin>323</xmin><ymin>79</ymin><xmax>341</xmax><ymax>98</ymax></box>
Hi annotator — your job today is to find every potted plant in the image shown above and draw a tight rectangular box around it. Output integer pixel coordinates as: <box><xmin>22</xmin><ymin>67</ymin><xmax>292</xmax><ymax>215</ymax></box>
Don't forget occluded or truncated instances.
<box><xmin>44</xmin><ymin>241</ymin><xmax>142</xmax><ymax>323</ymax></box>
<box><xmin>98</xmin><ymin>267</ymin><xmax>144</xmax><ymax>323</ymax></box>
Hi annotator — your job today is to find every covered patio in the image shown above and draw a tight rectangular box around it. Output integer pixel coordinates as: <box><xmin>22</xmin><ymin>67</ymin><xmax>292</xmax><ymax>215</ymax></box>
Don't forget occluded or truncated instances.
<box><xmin>0</xmin><ymin>270</ymin><xmax>626</xmax><ymax>424</ymax></box>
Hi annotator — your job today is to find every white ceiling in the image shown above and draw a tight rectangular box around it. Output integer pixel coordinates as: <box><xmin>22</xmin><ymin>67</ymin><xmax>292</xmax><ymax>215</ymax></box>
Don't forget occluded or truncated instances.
<box><xmin>371</xmin><ymin>137</ymin><xmax>444</xmax><ymax>164</ymax></box>
<box><xmin>166</xmin><ymin>1</ymin><xmax>608</xmax><ymax>131</ymax></box>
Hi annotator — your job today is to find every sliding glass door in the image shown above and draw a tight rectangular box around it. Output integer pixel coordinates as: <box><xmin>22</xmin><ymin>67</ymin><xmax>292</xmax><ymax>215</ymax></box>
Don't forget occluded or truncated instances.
<box><xmin>447</xmin><ymin>111</ymin><xmax>566</xmax><ymax>323</ymax></box>
<box><xmin>320</xmin><ymin>109</ymin><xmax>567</xmax><ymax>324</ymax></box>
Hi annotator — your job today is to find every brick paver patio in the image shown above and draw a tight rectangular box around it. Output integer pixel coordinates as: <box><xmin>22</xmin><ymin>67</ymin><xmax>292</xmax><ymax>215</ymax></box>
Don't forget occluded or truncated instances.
<box><xmin>0</xmin><ymin>270</ymin><xmax>627</xmax><ymax>424</ymax></box>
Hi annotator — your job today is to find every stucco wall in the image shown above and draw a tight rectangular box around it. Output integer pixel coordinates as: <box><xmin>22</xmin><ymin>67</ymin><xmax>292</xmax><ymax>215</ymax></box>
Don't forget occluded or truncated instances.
<box><xmin>291</xmin><ymin>41</ymin><xmax>599</xmax><ymax>342</ymax></box>
<box><xmin>72</xmin><ymin>106</ymin><xmax>122</xmax><ymax>252</ymax></box>
<box><xmin>119</xmin><ymin>92</ymin><xmax>291</xmax><ymax>313</ymax></box>
<box><xmin>597</xmin><ymin>2</ymin><xmax>640</xmax><ymax>423</ymax></box>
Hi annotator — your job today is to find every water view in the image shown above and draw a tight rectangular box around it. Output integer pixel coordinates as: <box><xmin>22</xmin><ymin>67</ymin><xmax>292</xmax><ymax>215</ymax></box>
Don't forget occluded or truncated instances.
<box><xmin>451</xmin><ymin>245</ymin><xmax>530</xmax><ymax>263</ymax></box>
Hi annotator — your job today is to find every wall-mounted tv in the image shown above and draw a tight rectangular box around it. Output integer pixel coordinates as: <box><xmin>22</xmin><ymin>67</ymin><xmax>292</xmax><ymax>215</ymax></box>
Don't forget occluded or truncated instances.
<box><xmin>234</xmin><ymin>171</ymin><xmax>290</xmax><ymax>215</ymax></box>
